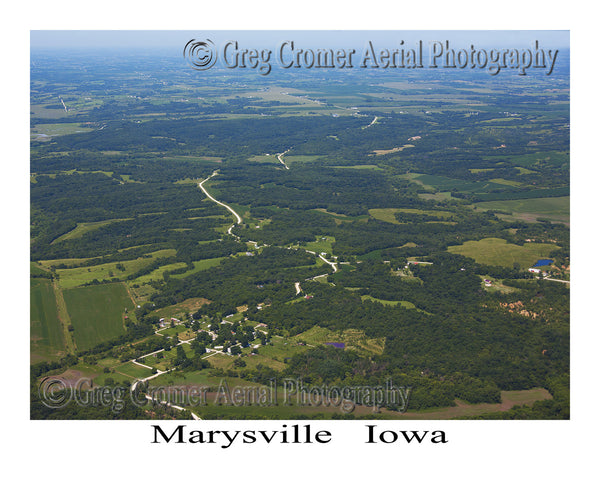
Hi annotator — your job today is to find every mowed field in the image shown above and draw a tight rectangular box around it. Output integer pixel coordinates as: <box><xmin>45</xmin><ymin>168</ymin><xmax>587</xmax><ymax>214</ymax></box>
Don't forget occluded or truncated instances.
<box><xmin>448</xmin><ymin>237</ymin><xmax>559</xmax><ymax>269</ymax></box>
<box><xmin>30</xmin><ymin>278</ymin><xmax>65</xmax><ymax>361</ymax></box>
<box><xmin>304</xmin><ymin>236</ymin><xmax>336</xmax><ymax>256</ymax></box>
<box><xmin>295</xmin><ymin>325</ymin><xmax>386</xmax><ymax>356</ymax></box>
<box><xmin>63</xmin><ymin>282</ymin><xmax>134</xmax><ymax>351</ymax></box>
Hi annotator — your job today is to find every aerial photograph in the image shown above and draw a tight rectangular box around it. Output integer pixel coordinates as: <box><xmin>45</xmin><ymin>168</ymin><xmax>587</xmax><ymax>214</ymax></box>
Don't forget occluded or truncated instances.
<box><xmin>30</xmin><ymin>30</ymin><xmax>570</xmax><ymax>420</ymax></box>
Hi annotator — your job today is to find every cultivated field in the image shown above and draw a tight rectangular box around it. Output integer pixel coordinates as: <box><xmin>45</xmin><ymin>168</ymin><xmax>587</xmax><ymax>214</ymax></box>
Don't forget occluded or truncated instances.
<box><xmin>475</xmin><ymin>196</ymin><xmax>570</xmax><ymax>224</ymax></box>
<box><xmin>30</xmin><ymin>278</ymin><xmax>65</xmax><ymax>361</ymax></box>
<box><xmin>63</xmin><ymin>282</ymin><xmax>133</xmax><ymax>351</ymax></box>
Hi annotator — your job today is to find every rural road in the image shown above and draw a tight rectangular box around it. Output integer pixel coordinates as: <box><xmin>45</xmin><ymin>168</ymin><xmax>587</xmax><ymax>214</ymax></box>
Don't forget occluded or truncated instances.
<box><xmin>199</xmin><ymin>171</ymin><xmax>242</xmax><ymax>236</ymax></box>
<box><xmin>277</xmin><ymin>149</ymin><xmax>290</xmax><ymax>170</ymax></box>
<box><xmin>198</xmin><ymin>172</ymin><xmax>338</xmax><ymax>276</ymax></box>
<box><xmin>318</xmin><ymin>254</ymin><xmax>338</xmax><ymax>273</ymax></box>
<box><xmin>543</xmin><ymin>277</ymin><xmax>570</xmax><ymax>284</ymax></box>
<box><xmin>363</xmin><ymin>116</ymin><xmax>378</xmax><ymax>129</ymax></box>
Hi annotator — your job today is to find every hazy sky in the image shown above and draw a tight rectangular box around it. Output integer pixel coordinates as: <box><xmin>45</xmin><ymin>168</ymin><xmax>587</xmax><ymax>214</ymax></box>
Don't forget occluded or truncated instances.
<box><xmin>31</xmin><ymin>30</ymin><xmax>569</xmax><ymax>51</ymax></box>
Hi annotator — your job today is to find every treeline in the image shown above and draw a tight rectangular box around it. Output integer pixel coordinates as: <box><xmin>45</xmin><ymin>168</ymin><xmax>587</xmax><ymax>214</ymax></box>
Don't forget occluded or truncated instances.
<box><xmin>461</xmin><ymin>374</ymin><xmax>569</xmax><ymax>419</ymax></box>
<box><xmin>30</xmin><ymin>172</ymin><xmax>231</xmax><ymax>260</ymax></box>
<box><xmin>457</xmin><ymin>186</ymin><xmax>570</xmax><ymax>203</ymax></box>
<box><xmin>214</xmin><ymin>162</ymin><xmax>403</xmax><ymax>216</ymax></box>
<box><xmin>31</xmin><ymin>150</ymin><xmax>216</xmax><ymax>183</ymax></box>
<box><xmin>49</xmin><ymin>115</ymin><xmax>365</xmax><ymax>156</ymax></box>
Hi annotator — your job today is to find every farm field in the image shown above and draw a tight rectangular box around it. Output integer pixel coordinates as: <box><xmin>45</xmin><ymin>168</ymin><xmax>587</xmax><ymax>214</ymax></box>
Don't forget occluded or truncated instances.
<box><xmin>414</xmin><ymin>173</ymin><xmax>518</xmax><ymax>195</ymax></box>
<box><xmin>63</xmin><ymin>282</ymin><xmax>133</xmax><ymax>351</ymax></box>
<box><xmin>448</xmin><ymin>237</ymin><xmax>559</xmax><ymax>269</ymax></box>
<box><xmin>31</xmin><ymin>122</ymin><xmax>95</xmax><ymax>137</ymax></box>
<box><xmin>30</xmin><ymin>278</ymin><xmax>65</xmax><ymax>362</ymax></box>
<box><xmin>474</xmin><ymin>196</ymin><xmax>570</xmax><ymax>224</ymax></box>
<box><xmin>484</xmin><ymin>150</ymin><xmax>569</xmax><ymax>167</ymax></box>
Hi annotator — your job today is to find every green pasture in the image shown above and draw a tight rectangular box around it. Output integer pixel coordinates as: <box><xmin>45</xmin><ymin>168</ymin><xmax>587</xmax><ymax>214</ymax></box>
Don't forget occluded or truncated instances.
<box><xmin>303</xmin><ymin>236</ymin><xmax>335</xmax><ymax>256</ymax></box>
<box><xmin>52</xmin><ymin>218</ymin><xmax>133</xmax><ymax>244</ymax></box>
<box><xmin>114</xmin><ymin>362</ymin><xmax>154</xmax><ymax>380</ymax></box>
<box><xmin>55</xmin><ymin>249</ymin><xmax>176</xmax><ymax>289</ymax></box>
<box><xmin>448</xmin><ymin>237</ymin><xmax>559</xmax><ymax>269</ymax></box>
<box><xmin>284</xmin><ymin>155</ymin><xmax>322</xmax><ymax>165</ymax></box>
<box><xmin>369</xmin><ymin>208</ymin><xmax>453</xmax><ymax>224</ymax></box>
<box><xmin>134</xmin><ymin>262</ymin><xmax>188</xmax><ymax>284</ymax></box>
<box><xmin>170</xmin><ymin>257</ymin><xmax>226</xmax><ymax>279</ymax></box>
<box><xmin>333</xmin><ymin>164</ymin><xmax>384</xmax><ymax>170</ymax></box>
<box><xmin>256</xmin><ymin>335</ymin><xmax>311</xmax><ymax>364</ymax></box>
<box><xmin>248</xmin><ymin>154</ymin><xmax>280</xmax><ymax>164</ymax></box>
<box><xmin>294</xmin><ymin>325</ymin><xmax>385</xmax><ymax>356</ymax></box>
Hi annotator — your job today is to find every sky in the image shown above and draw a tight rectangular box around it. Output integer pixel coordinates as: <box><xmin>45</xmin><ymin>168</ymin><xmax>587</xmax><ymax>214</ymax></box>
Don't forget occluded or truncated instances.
<box><xmin>30</xmin><ymin>30</ymin><xmax>570</xmax><ymax>51</ymax></box>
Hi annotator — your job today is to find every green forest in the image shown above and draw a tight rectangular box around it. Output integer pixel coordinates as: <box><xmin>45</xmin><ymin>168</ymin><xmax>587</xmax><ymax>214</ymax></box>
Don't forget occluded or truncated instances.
<box><xmin>30</xmin><ymin>48</ymin><xmax>569</xmax><ymax>420</ymax></box>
